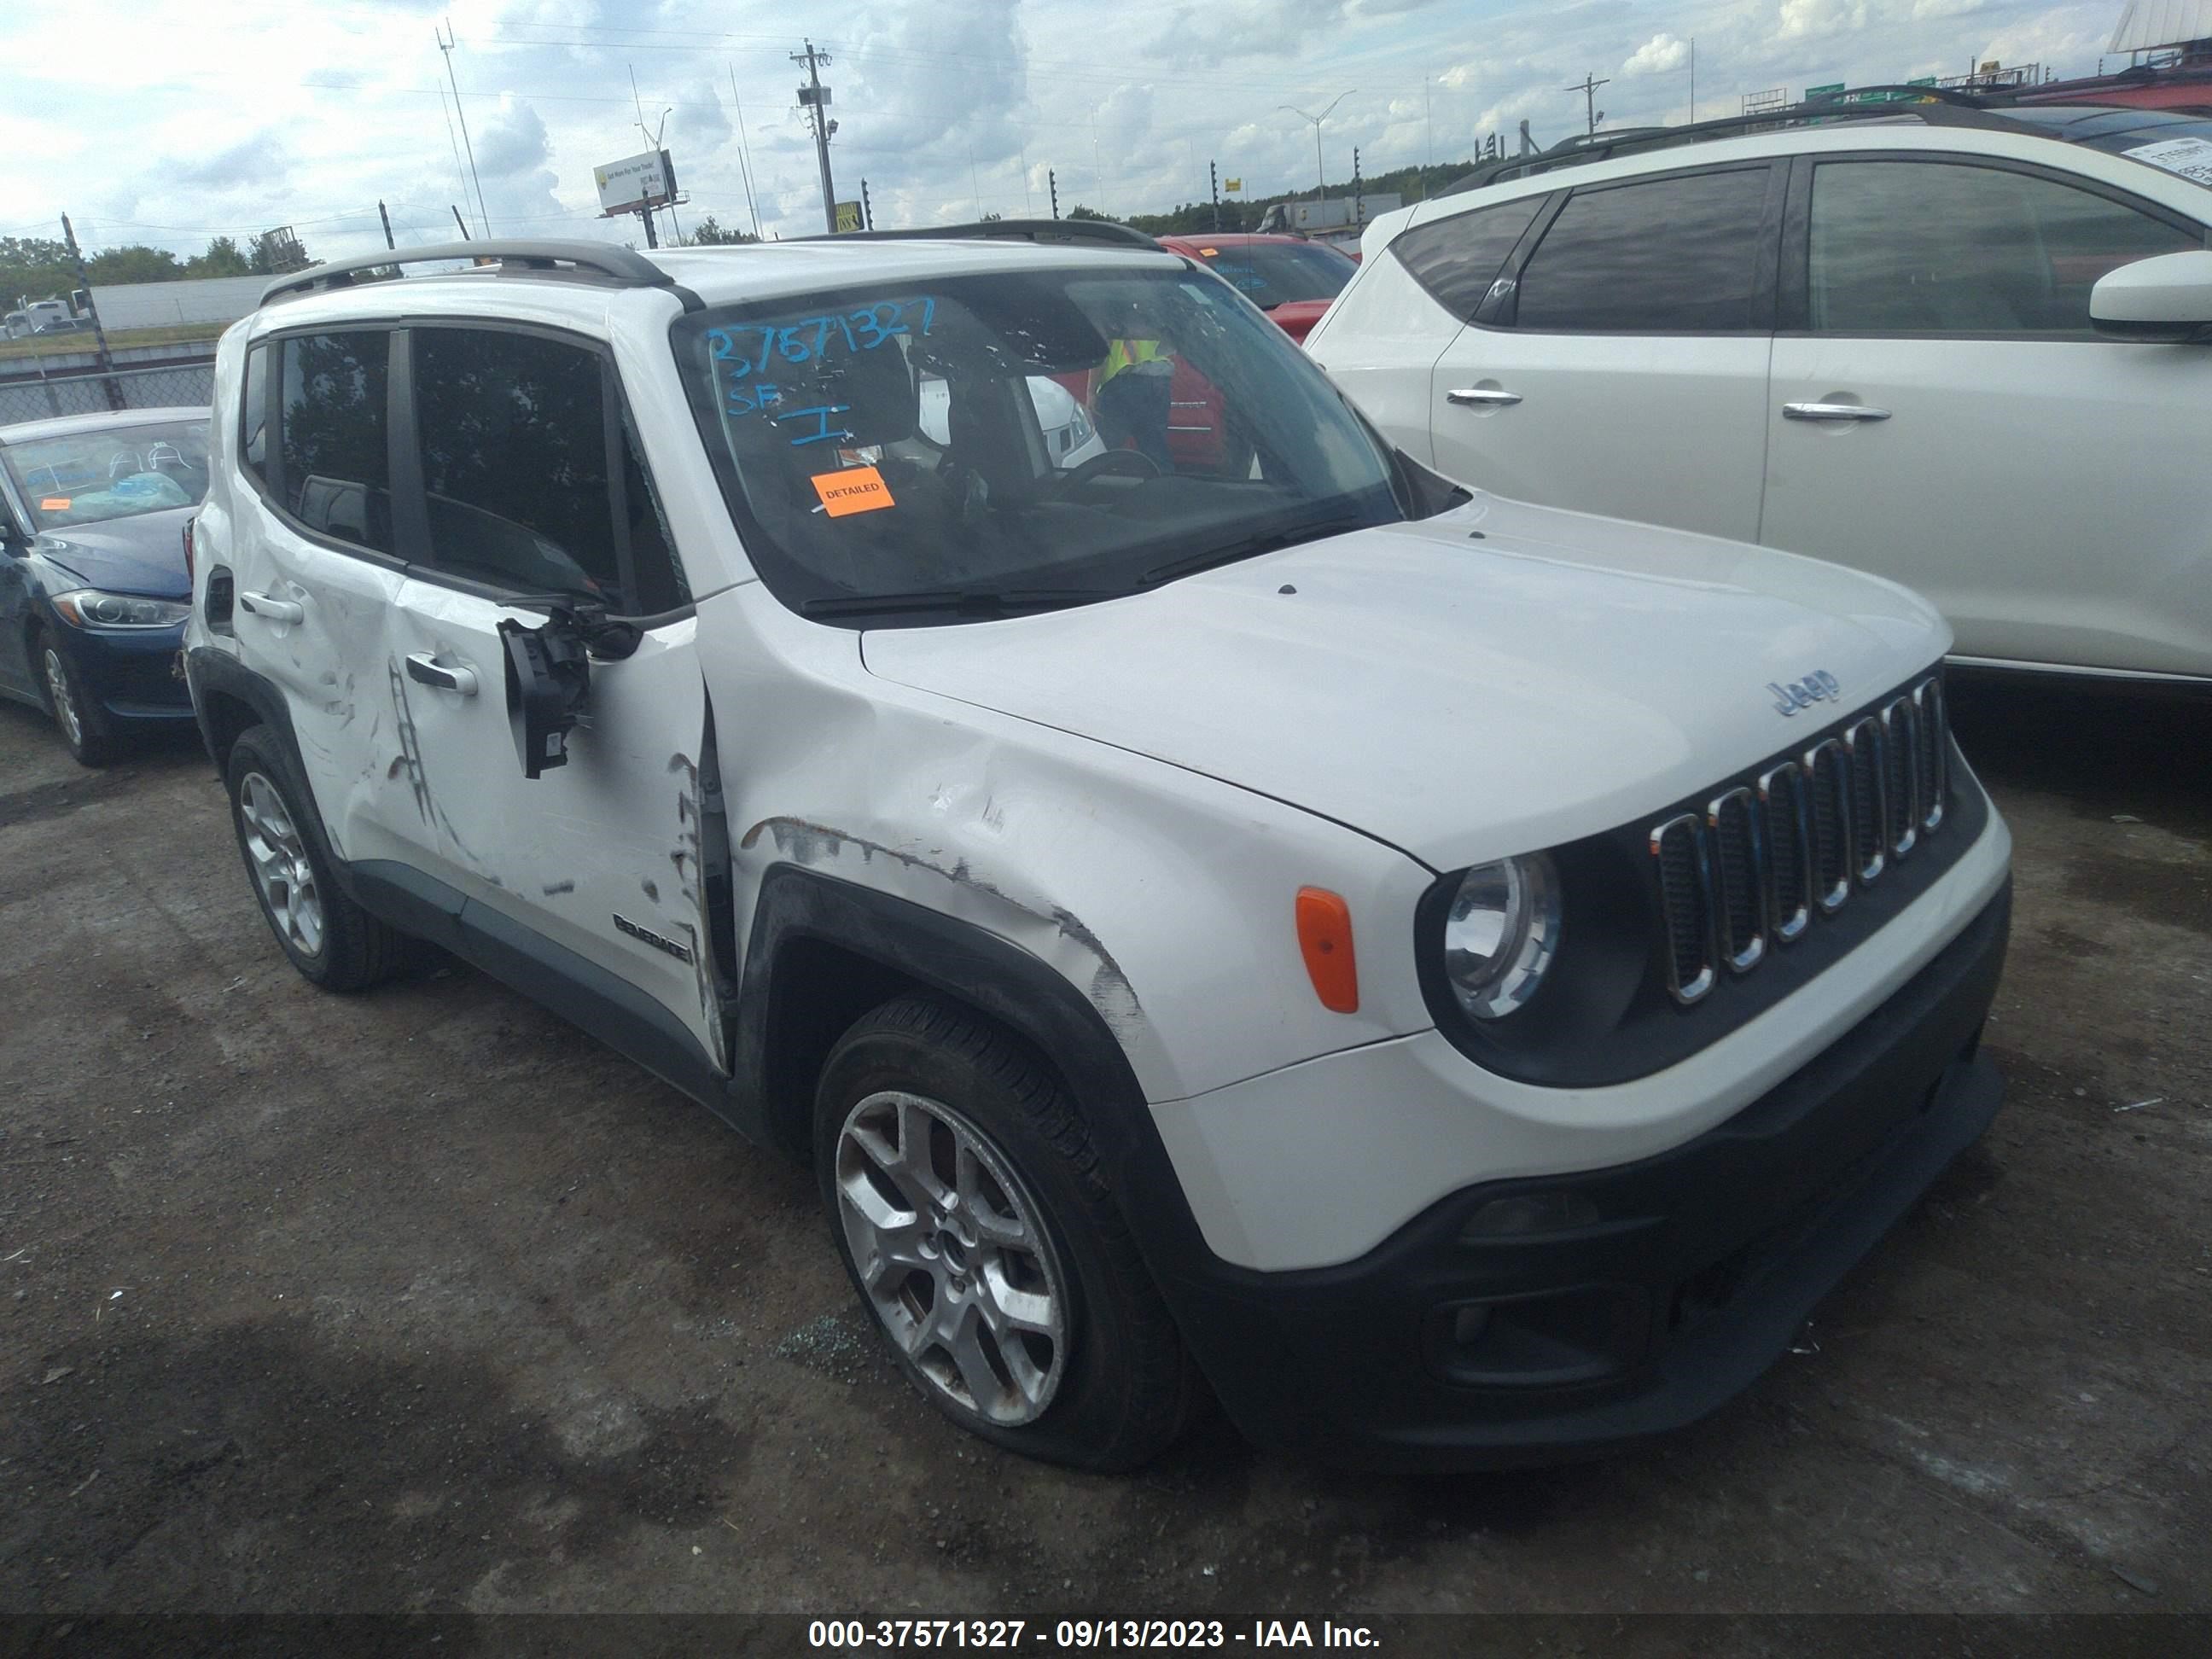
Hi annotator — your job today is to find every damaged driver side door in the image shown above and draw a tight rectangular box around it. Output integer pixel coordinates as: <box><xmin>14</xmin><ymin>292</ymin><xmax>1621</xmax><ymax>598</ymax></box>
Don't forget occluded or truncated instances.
<box><xmin>377</xmin><ymin>322</ymin><xmax>726</xmax><ymax>1070</ymax></box>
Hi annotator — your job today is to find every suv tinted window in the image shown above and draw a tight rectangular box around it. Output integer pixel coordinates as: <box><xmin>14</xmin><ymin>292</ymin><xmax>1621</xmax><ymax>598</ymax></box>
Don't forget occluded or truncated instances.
<box><xmin>412</xmin><ymin>328</ymin><xmax>685</xmax><ymax>614</ymax></box>
<box><xmin>1390</xmin><ymin>196</ymin><xmax>1545</xmax><ymax>323</ymax></box>
<box><xmin>1807</xmin><ymin>160</ymin><xmax>2201</xmax><ymax>334</ymax></box>
<box><xmin>1515</xmin><ymin>168</ymin><xmax>1771</xmax><ymax>332</ymax></box>
<box><xmin>279</xmin><ymin>332</ymin><xmax>393</xmax><ymax>553</ymax></box>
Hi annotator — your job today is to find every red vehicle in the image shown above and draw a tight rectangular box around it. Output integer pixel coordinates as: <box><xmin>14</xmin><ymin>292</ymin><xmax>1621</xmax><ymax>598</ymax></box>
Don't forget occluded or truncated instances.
<box><xmin>1154</xmin><ymin>232</ymin><xmax>1359</xmax><ymax>344</ymax></box>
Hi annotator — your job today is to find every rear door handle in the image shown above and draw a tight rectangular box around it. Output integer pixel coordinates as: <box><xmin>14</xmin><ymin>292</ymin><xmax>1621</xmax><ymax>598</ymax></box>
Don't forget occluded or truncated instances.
<box><xmin>1783</xmin><ymin>402</ymin><xmax>1891</xmax><ymax>422</ymax></box>
<box><xmin>405</xmin><ymin>653</ymin><xmax>478</xmax><ymax>696</ymax></box>
<box><xmin>236</xmin><ymin>591</ymin><xmax>303</xmax><ymax>625</ymax></box>
<box><xmin>1446</xmin><ymin>387</ymin><xmax>1522</xmax><ymax>406</ymax></box>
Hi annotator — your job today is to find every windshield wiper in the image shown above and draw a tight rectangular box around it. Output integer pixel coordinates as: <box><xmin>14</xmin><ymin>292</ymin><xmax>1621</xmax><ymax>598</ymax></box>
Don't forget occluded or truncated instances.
<box><xmin>800</xmin><ymin>585</ymin><xmax>1123</xmax><ymax>620</ymax></box>
<box><xmin>1136</xmin><ymin>512</ymin><xmax>1374</xmax><ymax>588</ymax></box>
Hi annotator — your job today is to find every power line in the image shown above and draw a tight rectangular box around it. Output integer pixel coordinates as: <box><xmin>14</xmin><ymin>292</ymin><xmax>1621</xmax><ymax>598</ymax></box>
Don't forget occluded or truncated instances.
<box><xmin>436</xmin><ymin>16</ymin><xmax>490</xmax><ymax>236</ymax></box>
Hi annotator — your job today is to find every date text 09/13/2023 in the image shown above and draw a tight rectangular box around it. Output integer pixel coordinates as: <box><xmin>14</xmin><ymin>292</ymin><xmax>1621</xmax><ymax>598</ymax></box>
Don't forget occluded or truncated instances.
<box><xmin>806</xmin><ymin>1619</ymin><xmax>1382</xmax><ymax>1649</ymax></box>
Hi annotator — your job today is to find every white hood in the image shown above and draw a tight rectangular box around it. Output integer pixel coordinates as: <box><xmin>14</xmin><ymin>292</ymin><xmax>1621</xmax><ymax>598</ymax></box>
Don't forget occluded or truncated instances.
<box><xmin>861</xmin><ymin>495</ymin><xmax>1951</xmax><ymax>870</ymax></box>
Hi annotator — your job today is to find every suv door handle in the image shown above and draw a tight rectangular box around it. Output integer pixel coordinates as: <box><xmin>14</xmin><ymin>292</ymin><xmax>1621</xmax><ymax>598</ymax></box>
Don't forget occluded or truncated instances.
<box><xmin>1446</xmin><ymin>387</ymin><xmax>1522</xmax><ymax>406</ymax></box>
<box><xmin>1783</xmin><ymin>402</ymin><xmax>1891</xmax><ymax>422</ymax></box>
<box><xmin>236</xmin><ymin>591</ymin><xmax>303</xmax><ymax>624</ymax></box>
<box><xmin>405</xmin><ymin>653</ymin><xmax>478</xmax><ymax>696</ymax></box>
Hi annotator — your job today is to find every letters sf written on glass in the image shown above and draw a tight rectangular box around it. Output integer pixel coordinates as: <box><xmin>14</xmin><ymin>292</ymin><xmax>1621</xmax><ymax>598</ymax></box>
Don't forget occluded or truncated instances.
<box><xmin>710</xmin><ymin>297</ymin><xmax>937</xmax><ymax>447</ymax></box>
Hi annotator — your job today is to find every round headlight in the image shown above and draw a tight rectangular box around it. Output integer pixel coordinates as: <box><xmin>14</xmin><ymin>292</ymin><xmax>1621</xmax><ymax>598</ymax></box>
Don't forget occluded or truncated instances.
<box><xmin>1441</xmin><ymin>853</ymin><xmax>1562</xmax><ymax>1020</ymax></box>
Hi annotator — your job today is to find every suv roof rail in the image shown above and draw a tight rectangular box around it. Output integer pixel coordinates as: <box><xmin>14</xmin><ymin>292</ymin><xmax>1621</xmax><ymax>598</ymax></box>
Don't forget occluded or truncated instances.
<box><xmin>810</xmin><ymin>218</ymin><xmax>1161</xmax><ymax>251</ymax></box>
<box><xmin>1437</xmin><ymin>94</ymin><xmax>2040</xmax><ymax>196</ymax></box>
<box><xmin>260</xmin><ymin>240</ymin><xmax>674</xmax><ymax>306</ymax></box>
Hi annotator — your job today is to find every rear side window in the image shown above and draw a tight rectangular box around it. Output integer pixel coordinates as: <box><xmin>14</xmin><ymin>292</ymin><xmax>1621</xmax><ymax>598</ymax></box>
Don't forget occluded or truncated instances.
<box><xmin>411</xmin><ymin>327</ymin><xmax>687</xmax><ymax>615</ymax></box>
<box><xmin>279</xmin><ymin>332</ymin><xmax>393</xmax><ymax>554</ymax></box>
<box><xmin>1514</xmin><ymin>168</ymin><xmax>1772</xmax><ymax>332</ymax></box>
<box><xmin>1390</xmin><ymin>196</ymin><xmax>1545</xmax><ymax>323</ymax></box>
<box><xmin>240</xmin><ymin>344</ymin><xmax>269</xmax><ymax>484</ymax></box>
<box><xmin>1807</xmin><ymin>160</ymin><xmax>2201</xmax><ymax>334</ymax></box>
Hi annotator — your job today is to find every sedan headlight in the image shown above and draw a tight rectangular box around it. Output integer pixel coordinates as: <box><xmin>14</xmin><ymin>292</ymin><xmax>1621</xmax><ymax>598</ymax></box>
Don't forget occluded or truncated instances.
<box><xmin>1441</xmin><ymin>853</ymin><xmax>1563</xmax><ymax>1020</ymax></box>
<box><xmin>51</xmin><ymin>590</ymin><xmax>190</xmax><ymax>629</ymax></box>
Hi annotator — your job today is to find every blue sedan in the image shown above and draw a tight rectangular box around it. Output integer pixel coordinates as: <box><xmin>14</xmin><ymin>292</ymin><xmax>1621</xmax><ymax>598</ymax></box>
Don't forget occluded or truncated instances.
<box><xmin>0</xmin><ymin>406</ymin><xmax>208</xmax><ymax>765</ymax></box>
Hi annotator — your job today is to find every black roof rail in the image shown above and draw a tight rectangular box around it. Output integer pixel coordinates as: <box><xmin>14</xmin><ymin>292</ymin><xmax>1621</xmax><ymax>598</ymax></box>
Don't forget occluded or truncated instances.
<box><xmin>260</xmin><ymin>240</ymin><xmax>674</xmax><ymax>306</ymax></box>
<box><xmin>807</xmin><ymin>218</ymin><xmax>1161</xmax><ymax>251</ymax></box>
<box><xmin>1434</xmin><ymin>95</ymin><xmax>2052</xmax><ymax>196</ymax></box>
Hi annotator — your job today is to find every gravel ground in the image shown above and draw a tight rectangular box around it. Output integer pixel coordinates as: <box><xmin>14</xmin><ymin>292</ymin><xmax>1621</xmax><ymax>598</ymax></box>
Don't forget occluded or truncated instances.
<box><xmin>0</xmin><ymin>678</ymin><xmax>2206</xmax><ymax>1625</ymax></box>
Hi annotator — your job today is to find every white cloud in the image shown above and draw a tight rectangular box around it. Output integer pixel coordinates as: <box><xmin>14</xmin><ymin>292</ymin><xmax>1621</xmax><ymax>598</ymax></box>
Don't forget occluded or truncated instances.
<box><xmin>1623</xmin><ymin>32</ymin><xmax>1691</xmax><ymax>74</ymax></box>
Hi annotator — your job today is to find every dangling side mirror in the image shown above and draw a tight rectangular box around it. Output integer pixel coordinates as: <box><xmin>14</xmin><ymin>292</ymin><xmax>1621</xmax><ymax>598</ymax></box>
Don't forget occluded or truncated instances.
<box><xmin>497</xmin><ymin>598</ymin><xmax>644</xmax><ymax>780</ymax></box>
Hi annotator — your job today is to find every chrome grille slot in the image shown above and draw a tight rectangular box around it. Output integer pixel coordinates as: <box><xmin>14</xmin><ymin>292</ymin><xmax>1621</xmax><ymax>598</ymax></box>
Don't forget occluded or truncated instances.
<box><xmin>1882</xmin><ymin>695</ymin><xmax>1918</xmax><ymax>859</ymax></box>
<box><xmin>1845</xmin><ymin>716</ymin><xmax>1887</xmax><ymax>884</ymax></box>
<box><xmin>1646</xmin><ymin>674</ymin><xmax>1951</xmax><ymax>1010</ymax></box>
<box><xmin>1758</xmin><ymin>761</ymin><xmax>1812</xmax><ymax>944</ymax></box>
<box><xmin>1708</xmin><ymin>787</ymin><xmax>1767</xmax><ymax>973</ymax></box>
<box><xmin>1652</xmin><ymin>813</ymin><xmax>1716</xmax><ymax>1004</ymax></box>
<box><xmin>1913</xmin><ymin>678</ymin><xmax>1947</xmax><ymax>832</ymax></box>
<box><xmin>1804</xmin><ymin>737</ymin><xmax>1853</xmax><ymax>914</ymax></box>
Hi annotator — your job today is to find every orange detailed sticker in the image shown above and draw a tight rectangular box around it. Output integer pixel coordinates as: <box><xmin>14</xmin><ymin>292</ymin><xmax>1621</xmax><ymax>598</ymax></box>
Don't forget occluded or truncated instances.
<box><xmin>1198</xmin><ymin>247</ymin><xmax>1220</xmax><ymax>257</ymax></box>
<box><xmin>812</xmin><ymin>465</ymin><xmax>894</xmax><ymax>517</ymax></box>
<box><xmin>40</xmin><ymin>498</ymin><xmax>70</xmax><ymax>511</ymax></box>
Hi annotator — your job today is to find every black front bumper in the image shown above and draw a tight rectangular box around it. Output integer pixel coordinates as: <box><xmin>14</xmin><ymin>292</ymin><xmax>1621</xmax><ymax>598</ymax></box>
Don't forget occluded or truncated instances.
<box><xmin>1150</xmin><ymin>881</ymin><xmax>2011</xmax><ymax>1470</ymax></box>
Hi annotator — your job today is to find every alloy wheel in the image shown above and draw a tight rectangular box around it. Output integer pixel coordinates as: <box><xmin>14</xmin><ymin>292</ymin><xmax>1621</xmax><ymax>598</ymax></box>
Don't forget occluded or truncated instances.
<box><xmin>237</xmin><ymin>771</ymin><xmax>325</xmax><ymax>958</ymax></box>
<box><xmin>42</xmin><ymin>648</ymin><xmax>82</xmax><ymax>748</ymax></box>
<box><xmin>835</xmin><ymin>1089</ymin><xmax>1071</xmax><ymax>1425</ymax></box>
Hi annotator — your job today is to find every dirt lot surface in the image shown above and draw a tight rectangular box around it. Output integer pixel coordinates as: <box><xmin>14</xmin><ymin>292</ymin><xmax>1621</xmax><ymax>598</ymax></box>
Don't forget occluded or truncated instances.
<box><xmin>2</xmin><ymin>680</ymin><xmax>2207</xmax><ymax>1629</ymax></box>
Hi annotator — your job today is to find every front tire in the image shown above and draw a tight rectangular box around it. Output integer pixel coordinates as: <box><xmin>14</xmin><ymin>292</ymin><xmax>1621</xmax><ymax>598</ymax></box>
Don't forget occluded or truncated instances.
<box><xmin>815</xmin><ymin>995</ymin><xmax>1196</xmax><ymax>1471</ymax></box>
<box><xmin>38</xmin><ymin>626</ymin><xmax>117</xmax><ymax>766</ymax></box>
<box><xmin>225</xmin><ymin>726</ymin><xmax>405</xmax><ymax>992</ymax></box>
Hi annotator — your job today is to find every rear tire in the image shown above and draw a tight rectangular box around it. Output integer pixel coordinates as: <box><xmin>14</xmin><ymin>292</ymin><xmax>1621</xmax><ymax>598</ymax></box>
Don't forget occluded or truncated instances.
<box><xmin>38</xmin><ymin>626</ymin><xmax>117</xmax><ymax>766</ymax></box>
<box><xmin>225</xmin><ymin>725</ymin><xmax>405</xmax><ymax>992</ymax></box>
<box><xmin>815</xmin><ymin>995</ymin><xmax>1196</xmax><ymax>1471</ymax></box>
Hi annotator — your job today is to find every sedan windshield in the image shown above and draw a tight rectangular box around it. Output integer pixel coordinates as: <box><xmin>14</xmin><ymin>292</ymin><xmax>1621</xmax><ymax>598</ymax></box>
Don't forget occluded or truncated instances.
<box><xmin>676</xmin><ymin>263</ymin><xmax>1402</xmax><ymax>625</ymax></box>
<box><xmin>3</xmin><ymin>418</ymin><xmax>210</xmax><ymax>531</ymax></box>
<box><xmin>1192</xmin><ymin>240</ymin><xmax>1358</xmax><ymax>307</ymax></box>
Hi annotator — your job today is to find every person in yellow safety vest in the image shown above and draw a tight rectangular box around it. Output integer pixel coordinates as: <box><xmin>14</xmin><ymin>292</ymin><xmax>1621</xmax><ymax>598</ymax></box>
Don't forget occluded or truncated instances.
<box><xmin>1092</xmin><ymin>331</ymin><xmax>1175</xmax><ymax>471</ymax></box>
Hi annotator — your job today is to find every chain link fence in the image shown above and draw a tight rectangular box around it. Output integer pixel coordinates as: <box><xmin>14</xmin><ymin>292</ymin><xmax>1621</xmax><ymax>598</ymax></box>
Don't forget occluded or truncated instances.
<box><xmin>0</xmin><ymin>359</ymin><xmax>218</xmax><ymax>427</ymax></box>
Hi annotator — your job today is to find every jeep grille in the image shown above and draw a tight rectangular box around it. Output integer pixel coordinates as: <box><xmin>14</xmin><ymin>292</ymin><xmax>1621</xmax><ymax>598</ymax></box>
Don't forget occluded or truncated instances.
<box><xmin>1650</xmin><ymin>674</ymin><xmax>1950</xmax><ymax>1006</ymax></box>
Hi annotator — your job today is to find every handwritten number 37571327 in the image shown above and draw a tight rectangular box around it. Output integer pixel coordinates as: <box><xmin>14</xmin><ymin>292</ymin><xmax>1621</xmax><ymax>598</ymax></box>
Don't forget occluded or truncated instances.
<box><xmin>707</xmin><ymin>298</ymin><xmax>936</xmax><ymax>380</ymax></box>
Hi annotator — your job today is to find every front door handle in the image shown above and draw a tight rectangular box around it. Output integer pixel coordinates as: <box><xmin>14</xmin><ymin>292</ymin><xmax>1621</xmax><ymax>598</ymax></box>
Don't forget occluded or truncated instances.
<box><xmin>1783</xmin><ymin>402</ymin><xmax>1892</xmax><ymax>422</ymax></box>
<box><xmin>237</xmin><ymin>590</ymin><xmax>303</xmax><ymax>625</ymax></box>
<box><xmin>1446</xmin><ymin>387</ymin><xmax>1523</xmax><ymax>406</ymax></box>
<box><xmin>405</xmin><ymin>653</ymin><xmax>478</xmax><ymax>696</ymax></box>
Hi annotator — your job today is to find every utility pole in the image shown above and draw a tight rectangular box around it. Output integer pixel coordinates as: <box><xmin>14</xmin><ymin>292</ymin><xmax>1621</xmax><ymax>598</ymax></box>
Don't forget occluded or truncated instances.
<box><xmin>792</xmin><ymin>40</ymin><xmax>838</xmax><ymax>235</ymax></box>
<box><xmin>451</xmin><ymin>205</ymin><xmax>471</xmax><ymax>240</ymax></box>
<box><xmin>58</xmin><ymin>215</ymin><xmax>123</xmax><ymax>411</ymax></box>
<box><xmin>1564</xmin><ymin>72</ymin><xmax>1610</xmax><ymax>136</ymax></box>
<box><xmin>1049</xmin><ymin>169</ymin><xmax>1059</xmax><ymax>219</ymax></box>
<box><xmin>1210</xmin><ymin>160</ymin><xmax>1220</xmax><ymax>231</ymax></box>
<box><xmin>378</xmin><ymin>201</ymin><xmax>396</xmax><ymax>250</ymax></box>
<box><xmin>436</xmin><ymin>19</ymin><xmax>489</xmax><ymax>236</ymax></box>
<box><xmin>861</xmin><ymin>178</ymin><xmax>874</xmax><ymax>230</ymax></box>
<box><xmin>1690</xmin><ymin>38</ymin><xmax>1697</xmax><ymax>122</ymax></box>
<box><xmin>630</xmin><ymin>67</ymin><xmax>678</xmax><ymax>244</ymax></box>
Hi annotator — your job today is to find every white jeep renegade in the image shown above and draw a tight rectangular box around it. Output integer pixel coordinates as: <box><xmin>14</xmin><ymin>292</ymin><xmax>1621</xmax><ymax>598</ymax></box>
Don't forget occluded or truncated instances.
<box><xmin>183</xmin><ymin>228</ymin><xmax>2012</xmax><ymax>1471</ymax></box>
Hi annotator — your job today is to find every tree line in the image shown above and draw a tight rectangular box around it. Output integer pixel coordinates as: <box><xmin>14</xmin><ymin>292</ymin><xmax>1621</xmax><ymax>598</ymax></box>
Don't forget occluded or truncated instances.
<box><xmin>1</xmin><ymin>231</ymin><xmax>314</xmax><ymax>306</ymax></box>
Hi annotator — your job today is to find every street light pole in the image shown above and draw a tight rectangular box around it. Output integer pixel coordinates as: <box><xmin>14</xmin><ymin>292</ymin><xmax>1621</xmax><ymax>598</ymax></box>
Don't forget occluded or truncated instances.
<box><xmin>1281</xmin><ymin>90</ymin><xmax>1354</xmax><ymax>211</ymax></box>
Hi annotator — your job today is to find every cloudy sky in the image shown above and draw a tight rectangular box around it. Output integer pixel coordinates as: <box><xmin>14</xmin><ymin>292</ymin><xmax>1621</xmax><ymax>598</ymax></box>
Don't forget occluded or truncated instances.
<box><xmin>0</xmin><ymin>0</ymin><xmax>2132</xmax><ymax>264</ymax></box>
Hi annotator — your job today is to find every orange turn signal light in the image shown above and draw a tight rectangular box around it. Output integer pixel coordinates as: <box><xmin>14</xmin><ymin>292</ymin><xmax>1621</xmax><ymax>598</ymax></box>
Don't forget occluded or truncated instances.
<box><xmin>1295</xmin><ymin>886</ymin><xmax>1359</xmax><ymax>1013</ymax></box>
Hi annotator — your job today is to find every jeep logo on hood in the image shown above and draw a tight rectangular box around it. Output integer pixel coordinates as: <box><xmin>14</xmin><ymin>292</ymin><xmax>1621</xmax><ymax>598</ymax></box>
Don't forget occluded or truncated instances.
<box><xmin>1768</xmin><ymin>671</ymin><xmax>1842</xmax><ymax>716</ymax></box>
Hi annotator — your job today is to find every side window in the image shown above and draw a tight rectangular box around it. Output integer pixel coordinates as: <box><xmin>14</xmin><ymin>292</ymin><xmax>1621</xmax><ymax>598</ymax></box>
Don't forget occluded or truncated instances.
<box><xmin>278</xmin><ymin>332</ymin><xmax>393</xmax><ymax>554</ymax></box>
<box><xmin>412</xmin><ymin>328</ymin><xmax>686</xmax><ymax>614</ymax></box>
<box><xmin>1514</xmin><ymin>168</ymin><xmax>1772</xmax><ymax>332</ymax></box>
<box><xmin>240</xmin><ymin>344</ymin><xmax>269</xmax><ymax>483</ymax></box>
<box><xmin>1389</xmin><ymin>195</ymin><xmax>1546</xmax><ymax>323</ymax></box>
<box><xmin>1807</xmin><ymin>160</ymin><xmax>2200</xmax><ymax>335</ymax></box>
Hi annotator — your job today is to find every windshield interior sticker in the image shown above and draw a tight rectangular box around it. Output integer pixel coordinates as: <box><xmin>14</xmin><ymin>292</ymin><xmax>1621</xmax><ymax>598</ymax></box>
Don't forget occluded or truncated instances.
<box><xmin>39</xmin><ymin>498</ymin><xmax>69</xmax><ymax>510</ymax></box>
<box><xmin>812</xmin><ymin>465</ymin><xmax>895</xmax><ymax>516</ymax></box>
<box><xmin>2123</xmin><ymin>136</ymin><xmax>2212</xmax><ymax>186</ymax></box>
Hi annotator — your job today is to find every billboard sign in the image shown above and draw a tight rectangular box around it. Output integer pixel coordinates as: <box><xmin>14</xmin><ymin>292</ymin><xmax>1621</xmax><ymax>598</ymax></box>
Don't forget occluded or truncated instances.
<box><xmin>595</xmin><ymin>150</ymin><xmax>676</xmax><ymax>216</ymax></box>
<box><xmin>834</xmin><ymin>201</ymin><xmax>864</xmax><ymax>234</ymax></box>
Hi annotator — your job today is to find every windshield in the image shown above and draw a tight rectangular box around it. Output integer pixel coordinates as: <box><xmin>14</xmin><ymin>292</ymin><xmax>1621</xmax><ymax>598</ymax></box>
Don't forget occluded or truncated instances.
<box><xmin>1191</xmin><ymin>240</ymin><xmax>1358</xmax><ymax>306</ymax></box>
<box><xmin>675</xmin><ymin>264</ymin><xmax>1403</xmax><ymax>625</ymax></box>
<box><xmin>3</xmin><ymin>417</ymin><xmax>210</xmax><ymax>531</ymax></box>
<box><xmin>2076</xmin><ymin>118</ymin><xmax>2212</xmax><ymax>192</ymax></box>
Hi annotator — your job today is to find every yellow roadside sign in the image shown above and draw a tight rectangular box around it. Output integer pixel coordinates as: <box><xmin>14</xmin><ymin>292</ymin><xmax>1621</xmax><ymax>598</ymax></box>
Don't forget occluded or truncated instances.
<box><xmin>1224</xmin><ymin>177</ymin><xmax>1243</xmax><ymax>191</ymax></box>
<box><xmin>835</xmin><ymin>200</ymin><xmax>864</xmax><ymax>233</ymax></box>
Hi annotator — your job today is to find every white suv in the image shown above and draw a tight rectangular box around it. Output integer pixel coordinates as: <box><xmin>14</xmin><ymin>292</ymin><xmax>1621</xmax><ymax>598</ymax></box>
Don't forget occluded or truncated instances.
<box><xmin>1307</xmin><ymin>96</ymin><xmax>2212</xmax><ymax>688</ymax></box>
<box><xmin>184</xmin><ymin>229</ymin><xmax>2012</xmax><ymax>1470</ymax></box>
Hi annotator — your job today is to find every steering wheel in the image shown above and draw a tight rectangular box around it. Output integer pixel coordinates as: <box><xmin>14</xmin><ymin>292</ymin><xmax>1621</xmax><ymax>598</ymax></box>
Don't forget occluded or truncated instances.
<box><xmin>1053</xmin><ymin>448</ymin><xmax>1162</xmax><ymax>493</ymax></box>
